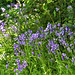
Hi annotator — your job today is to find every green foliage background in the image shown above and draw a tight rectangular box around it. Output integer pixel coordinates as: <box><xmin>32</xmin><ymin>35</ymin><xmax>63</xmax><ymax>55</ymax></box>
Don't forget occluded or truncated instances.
<box><xmin>19</xmin><ymin>0</ymin><xmax>75</xmax><ymax>28</ymax></box>
<box><xmin>0</xmin><ymin>0</ymin><xmax>75</xmax><ymax>27</ymax></box>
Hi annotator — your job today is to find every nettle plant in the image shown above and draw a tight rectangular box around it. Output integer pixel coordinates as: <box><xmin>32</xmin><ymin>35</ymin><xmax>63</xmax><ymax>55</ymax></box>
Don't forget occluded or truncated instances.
<box><xmin>0</xmin><ymin>2</ymin><xmax>75</xmax><ymax>75</ymax></box>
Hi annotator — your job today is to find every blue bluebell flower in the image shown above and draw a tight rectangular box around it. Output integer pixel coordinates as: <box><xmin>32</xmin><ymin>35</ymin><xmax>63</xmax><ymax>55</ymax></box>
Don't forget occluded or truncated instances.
<box><xmin>67</xmin><ymin>47</ymin><xmax>70</xmax><ymax>52</ymax></box>
<box><xmin>67</xmin><ymin>5</ymin><xmax>72</xmax><ymax>9</ymax></box>
<box><xmin>62</xmin><ymin>53</ymin><xmax>67</xmax><ymax>60</ymax></box>
<box><xmin>66</xmin><ymin>65</ymin><xmax>69</xmax><ymax>69</ymax></box>
<box><xmin>29</xmin><ymin>29</ymin><xmax>32</xmax><ymax>36</ymax></box>
<box><xmin>11</xmin><ymin>3</ymin><xmax>15</xmax><ymax>6</ymax></box>
<box><xmin>40</xmin><ymin>33</ymin><xmax>44</xmax><ymax>38</ymax></box>
<box><xmin>13</xmin><ymin>43</ymin><xmax>19</xmax><ymax>50</ymax></box>
<box><xmin>57</xmin><ymin>23</ymin><xmax>60</xmax><ymax>27</ymax></box>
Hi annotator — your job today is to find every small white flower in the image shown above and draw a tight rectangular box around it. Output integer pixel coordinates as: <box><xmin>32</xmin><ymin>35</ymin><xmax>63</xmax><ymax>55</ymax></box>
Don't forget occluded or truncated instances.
<box><xmin>34</xmin><ymin>9</ymin><xmax>37</xmax><ymax>11</ymax></box>
<box><xmin>1</xmin><ymin>7</ymin><xmax>6</xmax><ymax>12</ymax></box>
<box><xmin>23</xmin><ymin>3</ymin><xmax>26</xmax><ymax>6</ymax></box>
<box><xmin>7</xmin><ymin>5</ymin><xmax>10</xmax><ymax>7</ymax></box>
<box><xmin>13</xmin><ymin>63</ymin><xmax>16</xmax><ymax>65</ymax></box>
<box><xmin>7</xmin><ymin>55</ymin><xmax>9</xmax><ymax>58</ymax></box>
<box><xmin>56</xmin><ymin>7</ymin><xmax>59</xmax><ymax>11</ymax></box>
<box><xmin>0</xmin><ymin>20</ymin><xmax>2</xmax><ymax>23</ymax></box>
<box><xmin>0</xmin><ymin>51</ymin><xmax>6</xmax><ymax>60</ymax></box>
<box><xmin>1</xmin><ymin>13</ymin><xmax>5</xmax><ymax>16</ymax></box>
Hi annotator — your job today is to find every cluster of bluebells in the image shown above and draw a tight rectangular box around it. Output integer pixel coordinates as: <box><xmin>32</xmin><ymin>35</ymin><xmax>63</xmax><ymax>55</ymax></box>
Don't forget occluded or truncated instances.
<box><xmin>0</xmin><ymin>3</ymin><xmax>27</xmax><ymax>39</ymax></box>
<box><xmin>13</xmin><ymin>43</ymin><xmax>25</xmax><ymax>56</ymax></box>
<box><xmin>11</xmin><ymin>25</ymin><xmax>17</xmax><ymax>32</ymax></box>
<box><xmin>0</xmin><ymin>2</ymin><xmax>75</xmax><ymax>74</ymax></box>
<box><xmin>18</xmin><ymin>34</ymin><xmax>26</xmax><ymax>45</ymax></box>
<box><xmin>46</xmin><ymin>40</ymin><xmax>59</xmax><ymax>54</ymax></box>
<box><xmin>13</xmin><ymin>43</ymin><xmax>27</xmax><ymax>74</ymax></box>
<box><xmin>0</xmin><ymin>21</ymin><xmax>5</xmax><ymax>34</ymax></box>
<box><xmin>14</xmin><ymin>59</ymin><xmax>27</xmax><ymax>75</ymax></box>
<box><xmin>0</xmin><ymin>20</ymin><xmax>9</xmax><ymax>37</ymax></box>
<box><xmin>45</xmin><ymin>23</ymin><xmax>74</xmax><ymax>59</ymax></box>
<box><xmin>0</xmin><ymin>19</ymin><xmax>74</xmax><ymax>74</ymax></box>
<box><xmin>4</xmin><ymin>21</ymin><xmax>74</xmax><ymax>74</ymax></box>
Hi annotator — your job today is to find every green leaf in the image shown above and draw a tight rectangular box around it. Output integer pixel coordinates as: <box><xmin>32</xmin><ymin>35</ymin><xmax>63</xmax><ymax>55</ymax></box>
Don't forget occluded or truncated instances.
<box><xmin>47</xmin><ymin>0</ymin><xmax>54</xmax><ymax>3</ymax></box>
<box><xmin>1</xmin><ymin>69</ymin><xmax>4</xmax><ymax>75</ymax></box>
<box><xmin>6</xmin><ymin>0</ymin><xmax>12</xmax><ymax>2</ymax></box>
<box><xmin>43</xmin><ymin>3</ymin><xmax>47</xmax><ymax>10</ymax></box>
<box><xmin>53</xmin><ymin>10</ymin><xmax>56</xmax><ymax>17</ymax></box>
<box><xmin>70</xmin><ymin>0</ymin><xmax>73</xmax><ymax>3</ymax></box>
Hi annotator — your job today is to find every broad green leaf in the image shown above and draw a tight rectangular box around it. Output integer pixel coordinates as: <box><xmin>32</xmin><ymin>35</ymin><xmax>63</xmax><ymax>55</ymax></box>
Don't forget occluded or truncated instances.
<box><xmin>6</xmin><ymin>0</ymin><xmax>12</xmax><ymax>2</ymax></box>
<box><xmin>47</xmin><ymin>0</ymin><xmax>54</xmax><ymax>3</ymax></box>
<box><xmin>27</xmin><ymin>0</ymin><xmax>29</xmax><ymax>3</ymax></box>
<box><xmin>70</xmin><ymin>0</ymin><xmax>73</xmax><ymax>3</ymax></box>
